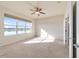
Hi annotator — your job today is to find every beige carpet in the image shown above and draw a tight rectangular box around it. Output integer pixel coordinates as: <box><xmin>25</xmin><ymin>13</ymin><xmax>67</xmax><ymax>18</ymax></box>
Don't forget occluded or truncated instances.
<box><xmin>0</xmin><ymin>37</ymin><xmax>69</xmax><ymax>58</ymax></box>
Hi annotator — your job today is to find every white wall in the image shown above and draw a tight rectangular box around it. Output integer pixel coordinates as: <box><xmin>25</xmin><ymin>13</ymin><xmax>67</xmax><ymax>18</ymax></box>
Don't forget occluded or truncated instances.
<box><xmin>0</xmin><ymin>6</ymin><xmax>35</xmax><ymax>46</ymax></box>
<box><xmin>36</xmin><ymin>15</ymin><xmax>64</xmax><ymax>41</ymax></box>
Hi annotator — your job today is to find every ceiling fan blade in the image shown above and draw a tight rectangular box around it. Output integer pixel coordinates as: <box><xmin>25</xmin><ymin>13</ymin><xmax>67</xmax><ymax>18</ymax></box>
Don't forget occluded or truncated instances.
<box><xmin>40</xmin><ymin>12</ymin><xmax>45</xmax><ymax>14</ymax></box>
<box><xmin>39</xmin><ymin>8</ymin><xmax>42</xmax><ymax>11</ymax></box>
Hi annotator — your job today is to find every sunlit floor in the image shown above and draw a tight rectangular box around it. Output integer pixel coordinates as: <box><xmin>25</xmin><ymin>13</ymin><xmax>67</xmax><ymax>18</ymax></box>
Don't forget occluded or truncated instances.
<box><xmin>0</xmin><ymin>37</ymin><xmax>69</xmax><ymax>58</ymax></box>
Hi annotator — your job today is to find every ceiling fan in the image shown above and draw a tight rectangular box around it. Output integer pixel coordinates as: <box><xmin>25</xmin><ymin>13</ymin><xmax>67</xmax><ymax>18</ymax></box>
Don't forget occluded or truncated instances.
<box><xmin>30</xmin><ymin>7</ymin><xmax>46</xmax><ymax>16</ymax></box>
<box><xmin>28</xmin><ymin>2</ymin><xmax>46</xmax><ymax>16</ymax></box>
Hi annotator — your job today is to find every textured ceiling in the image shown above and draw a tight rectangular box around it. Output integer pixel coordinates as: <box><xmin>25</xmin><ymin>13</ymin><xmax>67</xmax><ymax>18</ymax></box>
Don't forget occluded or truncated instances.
<box><xmin>0</xmin><ymin>1</ymin><xmax>67</xmax><ymax>19</ymax></box>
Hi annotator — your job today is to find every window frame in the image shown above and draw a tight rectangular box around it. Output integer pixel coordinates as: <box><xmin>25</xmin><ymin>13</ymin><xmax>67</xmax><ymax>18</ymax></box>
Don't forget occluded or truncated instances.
<box><xmin>4</xmin><ymin>14</ymin><xmax>32</xmax><ymax>36</ymax></box>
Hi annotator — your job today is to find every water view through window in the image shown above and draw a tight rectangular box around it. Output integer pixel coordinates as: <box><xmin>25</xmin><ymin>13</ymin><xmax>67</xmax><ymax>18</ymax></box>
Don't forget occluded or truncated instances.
<box><xmin>4</xmin><ymin>16</ymin><xmax>32</xmax><ymax>36</ymax></box>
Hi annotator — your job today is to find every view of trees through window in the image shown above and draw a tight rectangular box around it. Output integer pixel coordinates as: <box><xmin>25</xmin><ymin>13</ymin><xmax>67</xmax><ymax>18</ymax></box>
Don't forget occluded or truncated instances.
<box><xmin>4</xmin><ymin>16</ymin><xmax>32</xmax><ymax>36</ymax></box>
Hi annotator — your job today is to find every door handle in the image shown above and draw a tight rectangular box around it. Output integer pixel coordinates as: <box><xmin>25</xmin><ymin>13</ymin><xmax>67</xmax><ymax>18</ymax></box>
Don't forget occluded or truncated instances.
<box><xmin>74</xmin><ymin>44</ymin><xmax>79</xmax><ymax>48</ymax></box>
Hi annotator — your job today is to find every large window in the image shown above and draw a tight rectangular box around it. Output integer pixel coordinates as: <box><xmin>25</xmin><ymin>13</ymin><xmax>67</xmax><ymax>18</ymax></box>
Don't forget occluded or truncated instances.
<box><xmin>4</xmin><ymin>16</ymin><xmax>32</xmax><ymax>36</ymax></box>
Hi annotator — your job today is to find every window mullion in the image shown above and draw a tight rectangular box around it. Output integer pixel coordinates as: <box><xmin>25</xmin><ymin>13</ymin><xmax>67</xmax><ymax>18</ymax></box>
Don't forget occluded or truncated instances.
<box><xmin>16</xmin><ymin>22</ymin><xmax>18</xmax><ymax>34</ymax></box>
<box><xmin>25</xmin><ymin>24</ymin><xmax>26</xmax><ymax>33</ymax></box>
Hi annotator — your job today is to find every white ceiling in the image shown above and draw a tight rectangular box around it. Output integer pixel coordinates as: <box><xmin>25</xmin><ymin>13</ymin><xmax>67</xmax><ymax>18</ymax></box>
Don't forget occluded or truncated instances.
<box><xmin>0</xmin><ymin>1</ymin><xmax>67</xmax><ymax>19</ymax></box>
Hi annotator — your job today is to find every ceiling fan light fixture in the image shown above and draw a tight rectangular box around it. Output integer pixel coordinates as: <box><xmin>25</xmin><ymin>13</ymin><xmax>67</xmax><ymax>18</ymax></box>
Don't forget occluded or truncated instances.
<box><xmin>36</xmin><ymin>12</ymin><xmax>39</xmax><ymax>14</ymax></box>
